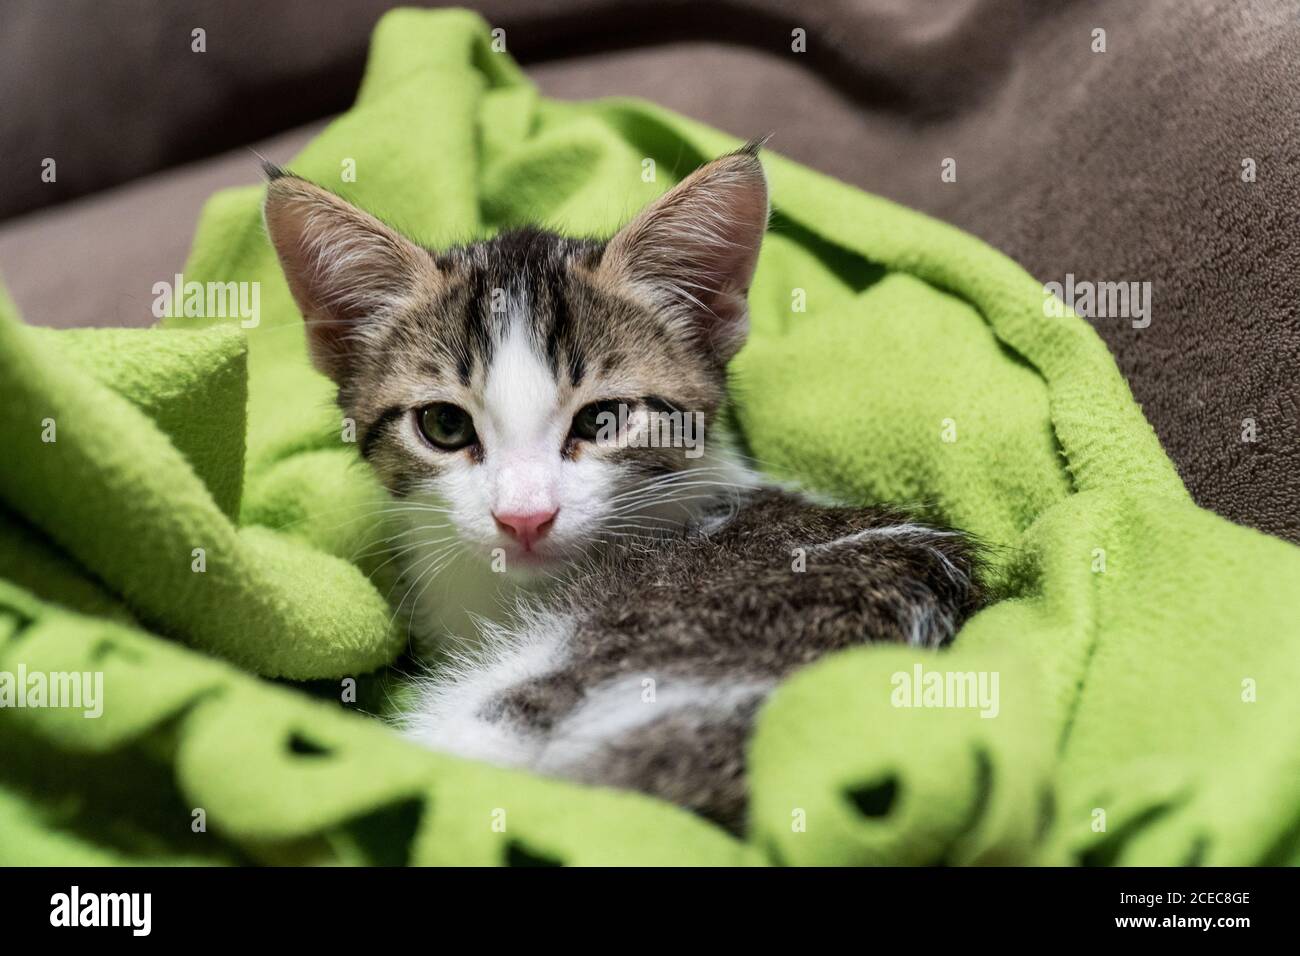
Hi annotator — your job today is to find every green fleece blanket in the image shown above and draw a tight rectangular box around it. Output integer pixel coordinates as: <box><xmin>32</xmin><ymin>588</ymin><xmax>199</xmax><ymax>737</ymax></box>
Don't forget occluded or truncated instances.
<box><xmin>3</xmin><ymin>7</ymin><xmax>1299</xmax><ymax>866</ymax></box>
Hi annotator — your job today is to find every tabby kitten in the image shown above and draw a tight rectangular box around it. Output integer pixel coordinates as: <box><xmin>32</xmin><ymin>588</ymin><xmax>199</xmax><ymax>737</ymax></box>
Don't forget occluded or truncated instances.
<box><xmin>264</xmin><ymin>145</ymin><xmax>981</xmax><ymax>832</ymax></box>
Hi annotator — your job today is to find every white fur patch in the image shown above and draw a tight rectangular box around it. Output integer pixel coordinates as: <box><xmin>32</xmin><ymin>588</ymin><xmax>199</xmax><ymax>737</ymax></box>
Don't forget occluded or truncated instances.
<box><xmin>399</xmin><ymin>608</ymin><xmax>573</xmax><ymax>768</ymax></box>
<box><xmin>534</xmin><ymin>674</ymin><xmax>774</xmax><ymax>776</ymax></box>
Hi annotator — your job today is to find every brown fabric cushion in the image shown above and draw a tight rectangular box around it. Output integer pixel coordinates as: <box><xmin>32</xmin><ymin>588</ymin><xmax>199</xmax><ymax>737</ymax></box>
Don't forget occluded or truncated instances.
<box><xmin>1</xmin><ymin>0</ymin><xmax>1296</xmax><ymax>542</ymax></box>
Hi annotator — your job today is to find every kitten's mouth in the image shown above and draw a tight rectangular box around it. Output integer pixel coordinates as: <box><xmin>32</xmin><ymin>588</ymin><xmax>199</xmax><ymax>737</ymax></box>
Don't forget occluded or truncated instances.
<box><xmin>507</xmin><ymin>545</ymin><xmax>552</xmax><ymax>566</ymax></box>
<box><xmin>492</xmin><ymin>531</ymin><xmax>607</xmax><ymax>575</ymax></box>
<box><xmin>493</xmin><ymin>540</ymin><xmax>573</xmax><ymax>572</ymax></box>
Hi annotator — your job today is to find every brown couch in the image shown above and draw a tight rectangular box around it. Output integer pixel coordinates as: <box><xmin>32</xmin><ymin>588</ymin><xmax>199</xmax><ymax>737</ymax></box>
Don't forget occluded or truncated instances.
<box><xmin>3</xmin><ymin>0</ymin><xmax>1296</xmax><ymax>542</ymax></box>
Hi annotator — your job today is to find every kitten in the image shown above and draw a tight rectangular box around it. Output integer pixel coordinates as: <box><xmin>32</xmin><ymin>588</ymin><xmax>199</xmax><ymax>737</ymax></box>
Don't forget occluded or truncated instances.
<box><xmin>264</xmin><ymin>145</ymin><xmax>982</xmax><ymax>832</ymax></box>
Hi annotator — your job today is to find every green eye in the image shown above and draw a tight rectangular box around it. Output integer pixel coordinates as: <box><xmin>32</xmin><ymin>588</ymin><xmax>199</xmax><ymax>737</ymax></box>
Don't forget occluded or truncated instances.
<box><xmin>418</xmin><ymin>403</ymin><xmax>477</xmax><ymax>451</ymax></box>
<box><xmin>571</xmin><ymin>400</ymin><xmax>624</xmax><ymax>443</ymax></box>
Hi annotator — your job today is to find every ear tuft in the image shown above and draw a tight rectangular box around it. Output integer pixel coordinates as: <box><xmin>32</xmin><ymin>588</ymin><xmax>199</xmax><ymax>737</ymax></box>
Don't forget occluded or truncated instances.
<box><xmin>263</xmin><ymin>177</ymin><xmax>437</xmax><ymax>382</ymax></box>
<box><xmin>260</xmin><ymin>159</ymin><xmax>289</xmax><ymax>181</ymax></box>
<box><xmin>737</xmin><ymin>133</ymin><xmax>773</xmax><ymax>158</ymax></box>
<box><xmin>602</xmin><ymin>147</ymin><xmax>769</xmax><ymax>364</ymax></box>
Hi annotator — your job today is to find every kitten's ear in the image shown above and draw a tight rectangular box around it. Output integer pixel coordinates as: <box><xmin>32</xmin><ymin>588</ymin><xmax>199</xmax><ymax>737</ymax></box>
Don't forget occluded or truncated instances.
<box><xmin>262</xmin><ymin>169</ymin><xmax>438</xmax><ymax>382</ymax></box>
<box><xmin>602</xmin><ymin>144</ymin><xmax>769</xmax><ymax>363</ymax></box>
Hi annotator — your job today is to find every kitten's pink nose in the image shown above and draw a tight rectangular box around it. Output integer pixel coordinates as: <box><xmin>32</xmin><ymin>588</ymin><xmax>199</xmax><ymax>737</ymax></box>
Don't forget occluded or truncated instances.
<box><xmin>493</xmin><ymin>509</ymin><xmax>558</xmax><ymax>550</ymax></box>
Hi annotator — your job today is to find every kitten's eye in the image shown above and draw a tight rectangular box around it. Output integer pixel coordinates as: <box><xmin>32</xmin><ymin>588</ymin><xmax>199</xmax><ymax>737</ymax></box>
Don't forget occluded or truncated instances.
<box><xmin>571</xmin><ymin>400</ymin><xmax>624</xmax><ymax>443</ymax></box>
<box><xmin>417</xmin><ymin>403</ymin><xmax>477</xmax><ymax>451</ymax></box>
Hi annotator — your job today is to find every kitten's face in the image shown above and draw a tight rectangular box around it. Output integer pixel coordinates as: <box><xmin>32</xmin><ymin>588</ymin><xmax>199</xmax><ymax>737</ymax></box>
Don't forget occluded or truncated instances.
<box><xmin>265</xmin><ymin>149</ymin><xmax>767</xmax><ymax>573</ymax></box>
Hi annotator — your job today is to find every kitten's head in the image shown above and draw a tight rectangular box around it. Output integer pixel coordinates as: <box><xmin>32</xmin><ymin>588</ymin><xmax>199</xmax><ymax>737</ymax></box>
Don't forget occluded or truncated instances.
<box><xmin>264</xmin><ymin>146</ymin><xmax>767</xmax><ymax>573</ymax></box>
